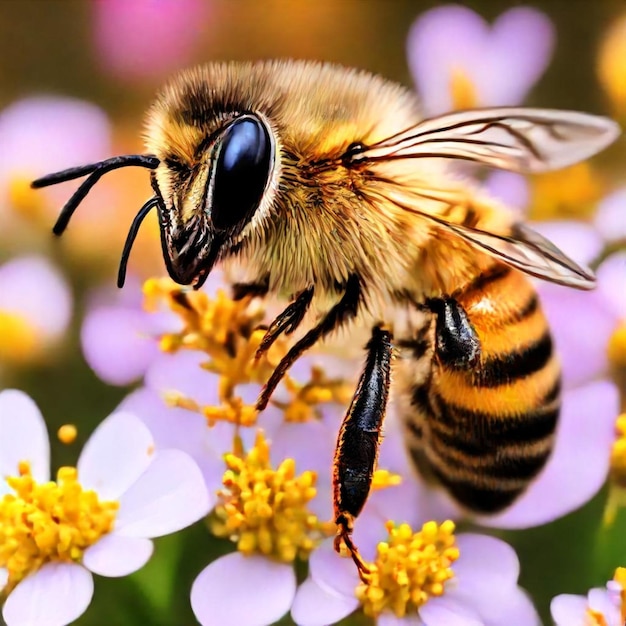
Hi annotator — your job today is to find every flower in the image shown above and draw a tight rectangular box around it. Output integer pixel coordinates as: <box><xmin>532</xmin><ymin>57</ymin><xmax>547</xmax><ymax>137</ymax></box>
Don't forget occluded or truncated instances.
<box><xmin>407</xmin><ymin>5</ymin><xmax>554</xmax><ymax>116</ymax></box>
<box><xmin>551</xmin><ymin>567</ymin><xmax>626</xmax><ymax>626</ymax></box>
<box><xmin>92</xmin><ymin>0</ymin><xmax>211</xmax><ymax>82</ymax></box>
<box><xmin>0</xmin><ymin>256</ymin><xmax>72</xmax><ymax>366</ymax></box>
<box><xmin>0</xmin><ymin>389</ymin><xmax>210</xmax><ymax>626</ymax></box>
<box><xmin>597</xmin><ymin>11</ymin><xmax>626</xmax><ymax>118</ymax></box>
<box><xmin>292</xmin><ymin>525</ymin><xmax>539</xmax><ymax>625</ymax></box>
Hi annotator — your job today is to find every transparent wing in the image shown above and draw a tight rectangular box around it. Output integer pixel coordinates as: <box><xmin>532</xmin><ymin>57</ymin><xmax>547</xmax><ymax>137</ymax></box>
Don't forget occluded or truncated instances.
<box><xmin>349</xmin><ymin>108</ymin><xmax>620</xmax><ymax>173</ymax></box>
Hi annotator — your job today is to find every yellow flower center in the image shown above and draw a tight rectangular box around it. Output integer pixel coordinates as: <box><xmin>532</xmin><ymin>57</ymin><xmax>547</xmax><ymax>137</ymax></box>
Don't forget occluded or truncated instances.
<box><xmin>604</xmin><ymin>414</ymin><xmax>626</xmax><ymax>526</ymax></box>
<box><xmin>597</xmin><ymin>13</ymin><xmax>626</xmax><ymax>116</ymax></box>
<box><xmin>530</xmin><ymin>162</ymin><xmax>605</xmax><ymax>220</ymax></box>
<box><xmin>0</xmin><ymin>463</ymin><xmax>118</xmax><ymax>592</ymax></box>
<box><xmin>449</xmin><ymin>67</ymin><xmax>478</xmax><ymax>110</ymax></box>
<box><xmin>210</xmin><ymin>431</ymin><xmax>332</xmax><ymax>562</ymax></box>
<box><xmin>0</xmin><ymin>311</ymin><xmax>39</xmax><ymax>363</ymax></box>
<box><xmin>8</xmin><ymin>176</ymin><xmax>48</xmax><ymax>224</ymax></box>
<box><xmin>607</xmin><ymin>324</ymin><xmax>626</xmax><ymax>370</ymax></box>
<box><xmin>356</xmin><ymin>520</ymin><xmax>459</xmax><ymax>619</ymax></box>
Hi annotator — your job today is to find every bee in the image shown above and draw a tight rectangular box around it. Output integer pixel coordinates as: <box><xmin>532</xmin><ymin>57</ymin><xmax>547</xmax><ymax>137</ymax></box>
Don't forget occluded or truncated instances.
<box><xmin>33</xmin><ymin>60</ymin><xmax>619</xmax><ymax>579</ymax></box>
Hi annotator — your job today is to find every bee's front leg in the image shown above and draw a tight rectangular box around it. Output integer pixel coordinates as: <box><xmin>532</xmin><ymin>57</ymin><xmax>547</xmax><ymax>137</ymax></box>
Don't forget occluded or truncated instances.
<box><xmin>333</xmin><ymin>325</ymin><xmax>393</xmax><ymax>582</ymax></box>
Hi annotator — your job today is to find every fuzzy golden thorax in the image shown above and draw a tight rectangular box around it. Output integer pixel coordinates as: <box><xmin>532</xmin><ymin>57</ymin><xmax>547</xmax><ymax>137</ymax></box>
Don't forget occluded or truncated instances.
<box><xmin>143</xmin><ymin>60</ymin><xmax>515</xmax><ymax>312</ymax></box>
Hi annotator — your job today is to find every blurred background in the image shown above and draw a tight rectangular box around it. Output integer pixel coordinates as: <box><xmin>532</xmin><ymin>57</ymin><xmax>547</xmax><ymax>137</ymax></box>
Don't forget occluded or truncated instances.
<box><xmin>1</xmin><ymin>1</ymin><xmax>625</xmax><ymax>624</ymax></box>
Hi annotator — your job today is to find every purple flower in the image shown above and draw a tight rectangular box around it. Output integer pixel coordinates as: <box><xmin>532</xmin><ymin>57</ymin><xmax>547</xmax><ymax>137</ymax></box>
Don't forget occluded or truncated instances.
<box><xmin>92</xmin><ymin>0</ymin><xmax>211</xmax><ymax>82</ymax></box>
<box><xmin>551</xmin><ymin>568</ymin><xmax>626</xmax><ymax>626</ymax></box>
<box><xmin>291</xmin><ymin>529</ymin><xmax>539</xmax><ymax>625</ymax></box>
<box><xmin>0</xmin><ymin>256</ymin><xmax>72</xmax><ymax>364</ymax></box>
<box><xmin>407</xmin><ymin>5</ymin><xmax>554</xmax><ymax>115</ymax></box>
<box><xmin>0</xmin><ymin>389</ymin><xmax>210</xmax><ymax>626</ymax></box>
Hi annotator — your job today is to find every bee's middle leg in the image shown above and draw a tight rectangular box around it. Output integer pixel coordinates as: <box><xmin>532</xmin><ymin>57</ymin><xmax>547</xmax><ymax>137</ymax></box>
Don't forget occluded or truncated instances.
<box><xmin>333</xmin><ymin>325</ymin><xmax>393</xmax><ymax>581</ymax></box>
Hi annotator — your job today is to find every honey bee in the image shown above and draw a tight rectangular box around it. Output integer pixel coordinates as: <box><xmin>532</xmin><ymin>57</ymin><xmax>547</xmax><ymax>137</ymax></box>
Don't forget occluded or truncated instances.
<box><xmin>33</xmin><ymin>60</ymin><xmax>619</xmax><ymax>579</ymax></box>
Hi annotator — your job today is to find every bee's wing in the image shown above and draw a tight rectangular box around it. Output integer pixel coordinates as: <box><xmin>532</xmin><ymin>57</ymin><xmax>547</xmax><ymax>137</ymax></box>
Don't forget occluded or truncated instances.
<box><xmin>350</xmin><ymin>108</ymin><xmax>620</xmax><ymax>173</ymax></box>
<box><xmin>425</xmin><ymin>213</ymin><xmax>596</xmax><ymax>289</ymax></box>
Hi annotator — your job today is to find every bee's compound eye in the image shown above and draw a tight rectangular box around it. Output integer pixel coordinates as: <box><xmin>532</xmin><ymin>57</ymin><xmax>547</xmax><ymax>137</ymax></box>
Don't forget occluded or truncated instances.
<box><xmin>212</xmin><ymin>116</ymin><xmax>272</xmax><ymax>231</ymax></box>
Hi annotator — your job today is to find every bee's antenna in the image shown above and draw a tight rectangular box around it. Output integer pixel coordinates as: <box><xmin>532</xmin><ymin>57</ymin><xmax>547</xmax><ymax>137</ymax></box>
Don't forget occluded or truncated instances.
<box><xmin>31</xmin><ymin>154</ymin><xmax>160</xmax><ymax>235</ymax></box>
<box><xmin>117</xmin><ymin>196</ymin><xmax>160</xmax><ymax>288</ymax></box>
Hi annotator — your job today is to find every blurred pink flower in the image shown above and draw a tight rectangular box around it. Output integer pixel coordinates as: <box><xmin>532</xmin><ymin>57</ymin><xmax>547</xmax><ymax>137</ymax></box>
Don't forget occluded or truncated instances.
<box><xmin>92</xmin><ymin>0</ymin><xmax>211</xmax><ymax>81</ymax></box>
<box><xmin>0</xmin><ymin>256</ymin><xmax>72</xmax><ymax>364</ymax></box>
<box><xmin>291</xmin><ymin>534</ymin><xmax>539</xmax><ymax>626</ymax></box>
<box><xmin>407</xmin><ymin>4</ymin><xmax>554</xmax><ymax>116</ymax></box>
<box><xmin>0</xmin><ymin>389</ymin><xmax>210</xmax><ymax>626</ymax></box>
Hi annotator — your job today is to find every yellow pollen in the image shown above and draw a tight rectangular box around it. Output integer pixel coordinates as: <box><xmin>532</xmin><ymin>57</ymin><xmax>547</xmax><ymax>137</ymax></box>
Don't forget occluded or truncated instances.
<box><xmin>607</xmin><ymin>324</ymin><xmax>626</xmax><ymax>370</ymax></box>
<box><xmin>0</xmin><ymin>310</ymin><xmax>39</xmax><ymax>363</ymax></box>
<box><xmin>449</xmin><ymin>67</ymin><xmax>478</xmax><ymax>110</ymax></box>
<box><xmin>210</xmin><ymin>431</ymin><xmax>332</xmax><ymax>562</ymax></box>
<box><xmin>530</xmin><ymin>162</ymin><xmax>605</xmax><ymax>220</ymax></box>
<box><xmin>0</xmin><ymin>464</ymin><xmax>118</xmax><ymax>592</ymax></box>
<box><xmin>8</xmin><ymin>176</ymin><xmax>48</xmax><ymax>224</ymax></box>
<box><xmin>585</xmin><ymin>609</ymin><xmax>609</xmax><ymax>626</ymax></box>
<box><xmin>356</xmin><ymin>520</ymin><xmax>459</xmax><ymax>619</ymax></box>
<box><xmin>57</xmin><ymin>424</ymin><xmax>78</xmax><ymax>445</ymax></box>
<box><xmin>605</xmin><ymin>415</ymin><xmax>626</xmax><ymax>526</ymax></box>
<box><xmin>371</xmin><ymin>470</ymin><xmax>402</xmax><ymax>491</ymax></box>
<box><xmin>597</xmin><ymin>12</ymin><xmax>626</xmax><ymax>116</ymax></box>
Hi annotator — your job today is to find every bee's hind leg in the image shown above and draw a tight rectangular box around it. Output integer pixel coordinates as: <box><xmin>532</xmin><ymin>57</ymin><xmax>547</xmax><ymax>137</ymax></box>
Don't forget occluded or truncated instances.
<box><xmin>333</xmin><ymin>325</ymin><xmax>393</xmax><ymax>581</ymax></box>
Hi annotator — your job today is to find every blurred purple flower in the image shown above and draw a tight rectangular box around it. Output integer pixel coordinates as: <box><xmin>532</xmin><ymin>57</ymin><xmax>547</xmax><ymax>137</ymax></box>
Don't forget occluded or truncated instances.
<box><xmin>0</xmin><ymin>256</ymin><xmax>72</xmax><ymax>363</ymax></box>
<box><xmin>92</xmin><ymin>0</ymin><xmax>211</xmax><ymax>82</ymax></box>
<box><xmin>291</xmin><ymin>534</ymin><xmax>539</xmax><ymax>626</ymax></box>
<box><xmin>0</xmin><ymin>96</ymin><xmax>110</xmax><ymax>217</ymax></box>
<box><xmin>407</xmin><ymin>5</ymin><xmax>554</xmax><ymax>116</ymax></box>
<box><xmin>551</xmin><ymin>569</ymin><xmax>626</xmax><ymax>626</ymax></box>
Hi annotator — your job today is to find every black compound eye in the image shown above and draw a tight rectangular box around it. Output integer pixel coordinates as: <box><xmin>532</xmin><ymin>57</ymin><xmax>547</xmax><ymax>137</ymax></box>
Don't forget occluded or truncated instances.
<box><xmin>211</xmin><ymin>116</ymin><xmax>272</xmax><ymax>231</ymax></box>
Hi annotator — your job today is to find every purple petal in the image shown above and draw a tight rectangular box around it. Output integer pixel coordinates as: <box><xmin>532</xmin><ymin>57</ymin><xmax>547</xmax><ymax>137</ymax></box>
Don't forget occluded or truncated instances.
<box><xmin>486</xmin><ymin>588</ymin><xmax>540</xmax><ymax>626</ymax></box>
<box><xmin>190</xmin><ymin>553</ymin><xmax>296</xmax><ymax>626</ymax></box>
<box><xmin>291</xmin><ymin>577</ymin><xmax>359</xmax><ymax>626</ymax></box>
<box><xmin>81</xmin><ymin>306</ymin><xmax>160</xmax><ymax>385</ymax></box>
<box><xmin>83</xmin><ymin>534</ymin><xmax>153</xmax><ymax>577</ymax></box>
<box><xmin>115</xmin><ymin>449</ymin><xmax>211</xmax><ymax>537</ymax></box>
<box><xmin>482</xmin><ymin>7</ymin><xmax>554</xmax><ymax>105</ymax></box>
<box><xmin>308</xmin><ymin>540</ymin><xmax>361</xmax><ymax>598</ymax></box>
<box><xmin>2</xmin><ymin>563</ymin><xmax>93</xmax><ymax>626</ymax></box>
<box><xmin>0</xmin><ymin>389</ymin><xmax>50</xmax><ymax>488</ymax></box>
<box><xmin>550</xmin><ymin>594</ymin><xmax>587</xmax><ymax>626</ymax></box>
<box><xmin>0</xmin><ymin>96</ymin><xmax>110</xmax><ymax>188</ymax></box>
<box><xmin>595</xmin><ymin>187</ymin><xmax>626</xmax><ymax>243</ymax></box>
<box><xmin>144</xmin><ymin>350</ymin><xmax>220</xmax><ymax>406</ymax></box>
<box><xmin>480</xmin><ymin>380</ymin><xmax>619</xmax><ymax>528</ymax></box>
<box><xmin>378</xmin><ymin>614</ymin><xmax>425</xmax><ymax>626</ymax></box>
<box><xmin>538</xmin><ymin>283</ymin><xmax>614</xmax><ymax>388</ymax></box>
<box><xmin>484</xmin><ymin>171</ymin><xmax>530</xmax><ymax>215</ymax></box>
<box><xmin>408</xmin><ymin>5</ymin><xmax>488</xmax><ymax>115</ymax></box>
<box><xmin>588</xmin><ymin>587</ymin><xmax>619</xmax><ymax>620</ymax></box>
<box><xmin>597</xmin><ymin>252</ymin><xmax>626</xmax><ymax>320</ymax></box>
<box><xmin>530</xmin><ymin>221</ymin><xmax>603</xmax><ymax>268</ymax></box>
<box><xmin>92</xmin><ymin>0</ymin><xmax>210</xmax><ymax>81</ymax></box>
<box><xmin>0</xmin><ymin>256</ymin><xmax>72</xmax><ymax>341</ymax></box>
<box><xmin>419</xmin><ymin>596</ymin><xmax>482</xmax><ymax>626</ymax></box>
<box><xmin>77</xmin><ymin>411</ymin><xmax>154</xmax><ymax>500</ymax></box>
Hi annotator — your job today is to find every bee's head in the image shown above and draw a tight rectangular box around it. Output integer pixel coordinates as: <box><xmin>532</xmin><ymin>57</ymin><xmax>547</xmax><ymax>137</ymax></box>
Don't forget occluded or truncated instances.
<box><xmin>151</xmin><ymin>113</ymin><xmax>276</xmax><ymax>288</ymax></box>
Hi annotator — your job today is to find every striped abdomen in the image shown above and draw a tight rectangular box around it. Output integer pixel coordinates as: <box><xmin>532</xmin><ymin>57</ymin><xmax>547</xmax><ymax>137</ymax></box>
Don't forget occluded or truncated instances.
<box><xmin>403</xmin><ymin>264</ymin><xmax>560</xmax><ymax>513</ymax></box>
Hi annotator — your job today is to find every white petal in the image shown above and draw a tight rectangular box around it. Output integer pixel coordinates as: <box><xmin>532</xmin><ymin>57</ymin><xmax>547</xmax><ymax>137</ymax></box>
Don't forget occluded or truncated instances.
<box><xmin>480</xmin><ymin>380</ymin><xmax>619</xmax><ymax>528</ymax></box>
<box><xmin>588</xmin><ymin>587</ymin><xmax>619</xmax><ymax>621</ymax></box>
<box><xmin>595</xmin><ymin>187</ymin><xmax>626</xmax><ymax>243</ymax></box>
<box><xmin>309</xmin><ymin>540</ymin><xmax>361</xmax><ymax>598</ymax></box>
<box><xmin>3</xmin><ymin>562</ymin><xmax>93</xmax><ymax>626</ymax></box>
<box><xmin>419</xmin><ymin>596</ymin><xmax>482</xmax><ymax>626</ymax></box>
<box><xmin>291</xmin><ymin>577</ymin><xmax>359</xmax><ymax>626</ymax></box>
<box><xmin>550</xmin><ymin>594</ymin><xmax>587</xmax><ymax>626</ymax></box>
<box><xmin>115</xmin><ymin>449</ymin><xmax>210</xmax><ymax>537</ymax></box>
<box><xmin>77</xmin><ymin>411</ymin><xmax>154</xmax><ymax>500</ymax></box>
<box><xmin>0</xmin><ymin>389</ymin><xmax>49</xmax><ymax>486</ymax></box>
<box><xmin>191</xmin><ymin>553</ymin><xmax>295</xmax><ymax>626</ymax></box>
<box><xmin>82</xmin><ymin>534</ymin><xmax>153</xmax><ymax>577</ymax></box>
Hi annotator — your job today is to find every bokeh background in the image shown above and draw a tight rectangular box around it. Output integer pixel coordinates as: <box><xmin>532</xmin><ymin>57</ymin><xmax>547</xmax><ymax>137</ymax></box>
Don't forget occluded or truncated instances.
<box><xmin>1</xmin><ymin>1</ymin><xmax>625</xmax><ymax>625</ymax></box>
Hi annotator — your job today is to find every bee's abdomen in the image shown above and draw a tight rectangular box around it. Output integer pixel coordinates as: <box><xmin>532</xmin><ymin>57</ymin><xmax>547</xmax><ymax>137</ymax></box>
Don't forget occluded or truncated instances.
<box><xmin>406</xmin><ymin>265</ymin><xmax>561</xmax><ymax>513</ymax></box>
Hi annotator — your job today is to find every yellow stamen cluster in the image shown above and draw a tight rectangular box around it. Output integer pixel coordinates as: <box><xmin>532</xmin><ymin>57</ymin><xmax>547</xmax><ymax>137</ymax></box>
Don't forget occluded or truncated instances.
<box><xmin>449</xmin><ymin>67</ymin><xmax>478</xmax><ymax>110</ymax></box>
<box><xmin>144</xmin><ymin>278</ymin><xmax>351</xmax><ymax>428</ymax></box>
<box><xmin>0</xmin><ymin>311</ymin><xmax>38</xmax><ymax>363</ymax></box>
<box><xmin>604</xmin><ymin>414</ymin><xmax>626</xmax><ymax>526</ymax></box>
<box><xmin>210</xmin><ymin>431</ymin><xmax>332</xmax><ymax>562</ymax></box>
<box><xmin>531</xmin><ymin>162</ymin><xmax>604</xmax><ymax>220</ymax></box>
<box><xmin>356</xmin><ymin>520</ymin><xmax>459</xmax><ymax>619</ymax></box>
<box><xmin>607</xmin><ymin>323</ymin><xmax>626</xmax><ymax>370</ymax></box>
<box><xmin>57</xmin><ymin>424</ymin><xmax>78</xmax><ymax>445</ymax></box>
<box><xmin>0</xmin><ymin>463</ymin><xmax>118</xmax><ymax>592</ymax></box>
